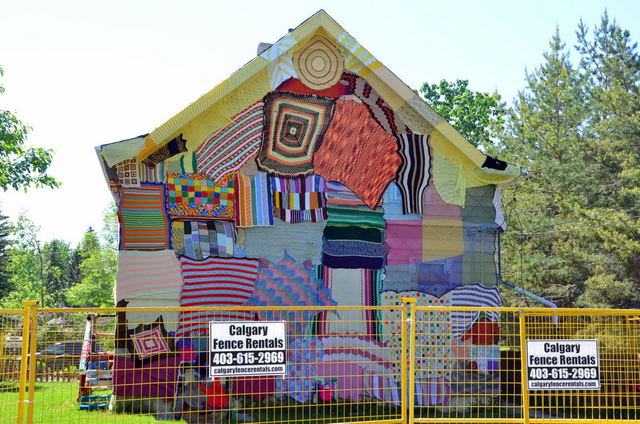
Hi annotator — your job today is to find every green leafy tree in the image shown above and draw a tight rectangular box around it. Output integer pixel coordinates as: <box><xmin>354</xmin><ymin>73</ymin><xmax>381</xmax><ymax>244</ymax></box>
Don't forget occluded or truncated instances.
<box><xmin>65</xmin><ymin>210</ymin><xmax>118</xmax><ymax>307</ymax></box>
<box><xmin>500</xmin><ymin>18</ymin><xmax>640</xmax><ymax>308</ymax></box>
<box><xmin>0</xmin><ymin>65</ymin><xmax>58</xmax><ymax>191</ymax></box>
<box><xmin>0</xmin><ymin>207</ymin><xmax>10</xmax><ymax>297</ymax></box>
<box><xmin>419</xmin><ymin>79</ymin><xmax>506</xmax><ymax>149</ymax></box>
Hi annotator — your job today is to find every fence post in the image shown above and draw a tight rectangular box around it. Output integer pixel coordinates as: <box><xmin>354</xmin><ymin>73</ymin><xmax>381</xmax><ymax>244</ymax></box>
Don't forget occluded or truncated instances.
<box><xmin>17</xmin><ymin>301</ymin><xmax>37</xmax><ymax>424</ymax></box>
<box><xmin>25</xmin><ymin>303</ymin><xmax>38</xmax><ymax>424</ymax></box>
<box><xmin>518</xmin><ymin>311</ymin><xmax>530</xmax><ymax>424</ymax></box>
<box><xmin>402</xmin><ymin>297</ymin><xmax>417</xmax><ymax>424</ymax></box>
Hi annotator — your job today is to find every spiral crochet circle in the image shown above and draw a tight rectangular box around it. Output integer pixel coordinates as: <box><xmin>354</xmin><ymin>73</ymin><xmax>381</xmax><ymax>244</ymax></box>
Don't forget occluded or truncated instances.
<box><xmin>294</xmin><ymin>35</ymin><xmax>344</xmax><ymax>90</ymax></box>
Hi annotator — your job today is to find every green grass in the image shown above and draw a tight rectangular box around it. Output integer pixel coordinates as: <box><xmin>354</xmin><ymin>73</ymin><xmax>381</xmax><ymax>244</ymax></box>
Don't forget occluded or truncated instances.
<box><xmin>0</xmin><ymin>382</ymin><xmax>157</xmax><ymax>423</ymax></box>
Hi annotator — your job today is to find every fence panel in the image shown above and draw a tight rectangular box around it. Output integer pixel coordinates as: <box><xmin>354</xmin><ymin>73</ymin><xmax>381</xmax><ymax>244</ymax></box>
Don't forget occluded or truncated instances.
<box><xmin>23</xmin><ymin>306</ymin><xmax>406</xmax><ymax>424</ymax></box>
<box><xmin>1</xmin><ymin>304</ymin><xmax>639</xmax><ymax>424</ymax></box>
<box><xmin>522</xmin><ymin>311</ymin><xmax>640</xmax><ymax>423</ymax></box>
<box><xmin>412</xmin><ymin>306</ymin><xmax>523</xmax><ymax>423</ymax></box>
<box><xmin>0</xmin><ymin>309</ymin><xmax>26</xmax><ymax>424</ymax></box>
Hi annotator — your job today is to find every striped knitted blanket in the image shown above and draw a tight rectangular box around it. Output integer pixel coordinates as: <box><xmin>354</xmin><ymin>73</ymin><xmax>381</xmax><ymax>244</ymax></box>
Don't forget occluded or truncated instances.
<box><xmin>450</xmin><ymin>283</ymin><xmax>501</xmax><ymax>339</ymax></box>
<box><xmin>177</xmin><ymin>257</ymin><xmax>259</xmax><ymax>338</ymax></box>
<box><xmin>270</xmin><ymin>174</ymin><xmax>327</xmax><ymax>223</ymax></box>
<box><xmin>115</xmin><ymin>250</ymin><xmax>183</xmax><ymax>301</ymax></box>
<box><xmin>196</xmin><ymin>101</ymin><xmax>264</xmax><ymax>182</ymax></box>
<box><xmin>395</xmin><ymin>133</ymin><xmax>431</xmax><ymax>214</ymax></box>
<box><xmin>118</xmin><ymin>184</ymin><xmax>170</xmax><ymax>250</ymax></box>
<box><xmin>322</xmin><ymin>182</ymin><xmax>386</xmax><ymax>269</ymax></box>
<box><xmin>172</xmin><ymin>221</ymin><xmax>236</xmax><ymax>259</ymax></box>
<box><xmin>234</xmin><ymin>173</ymin><xmax>274</xmax><ymax>227</ymax></box>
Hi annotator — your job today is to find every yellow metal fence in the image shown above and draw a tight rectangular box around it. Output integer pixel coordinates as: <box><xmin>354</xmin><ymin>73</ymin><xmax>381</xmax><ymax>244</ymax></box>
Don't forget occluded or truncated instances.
<box><xmin>0</xmin><ymin>303</ymin><xmax>638</xmax><ymax>424</ymax></box>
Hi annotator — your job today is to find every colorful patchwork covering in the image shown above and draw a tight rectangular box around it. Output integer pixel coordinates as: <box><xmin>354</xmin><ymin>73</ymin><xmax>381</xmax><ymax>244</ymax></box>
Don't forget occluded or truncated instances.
<box><xmin>172</xmin><ymin>221</ymin><xmax>236</xmax><ymax>259</ymax></box>
<box><xmin>234</xmin><ymin>173</ymin><xmax>274</xmax><ymax>227</ymax></box>
<box><xmin>256</xmin><ymin>91</ymin><xmax>335</xmax><ymax>176</ymax></box>
<box><xmin>118</xmin><ymin>184</ymin><xmax>170</xmax><ymax>250</ymax></box>
<box><xmin>243</xmin><ymin>219</ymin><xmax>324</xmax><ymax>264</ymax></box>
<box><xmin>177</xmin><ymin>257</ymin><xmax>259</xmax><ymax>338</ymax></box>
<box><xmin>317</xmin><ymin>267</ymin><xmax>382</xmax><ymax>336</ymax></box>
<box><xmin>395</xmin><ymin>133</ymin><xmax>431</xmax><ymax>214</ymax></box>
<box><xmin>143</xmin><ymin>134</ymin><xmax>187</xmax><ymax>166</ymax></box>
<box><xmin>270</xmin><ymin>174</ymin><xmax>327</xmax><ymax>223</ymax></box>
<box><xmin>166</xmin><ymin>173</ymin><xmax>234</xmax><ymax>220</ymax></box>
<box><xmin>195</xmin><ymin>101</ymin><xmax>264</xmax><ymax>182</ymax></box>
<box><xmin>115</xmin><ymin>159</ymin><xmax>140</xmax><ymax>186</ymax></box>
<box><xmin>322</xmin><ymin>182</ymin><xmax>386</xmax><ymax>269</ymax></box>
<box><xmin>340</xmin><ymin>72</ymin><xmax>411</xmax><ymax>134</ymax></box>
<box><xmin>245</xmin><ymin>254</ymin><xmax>335</xmax><ymax>336</ymax></box>
<box><xmin>116</xmin><ymin>250</ymin><xmax>183</xmax><ymax>301</ymax></box>
<box><xmin>314</xmin><ymin>100</ymin><xmax>401</xmax><ymax>209</ymax></box>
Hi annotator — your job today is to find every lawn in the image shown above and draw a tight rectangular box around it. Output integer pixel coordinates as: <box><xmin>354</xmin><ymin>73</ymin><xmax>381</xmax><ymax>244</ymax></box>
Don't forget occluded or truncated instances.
<box><xmin>0</xmin><ymin>382</ymin><xmax>156</xmax><ymax>424</ymax></box>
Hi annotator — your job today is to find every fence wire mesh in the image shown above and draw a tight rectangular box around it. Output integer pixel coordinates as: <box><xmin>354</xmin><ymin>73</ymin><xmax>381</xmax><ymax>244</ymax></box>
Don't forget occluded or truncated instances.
<box><xmin>0</xmin><ymin>304</ymin><xmax>639</xmax><ymax>424</ymax></box>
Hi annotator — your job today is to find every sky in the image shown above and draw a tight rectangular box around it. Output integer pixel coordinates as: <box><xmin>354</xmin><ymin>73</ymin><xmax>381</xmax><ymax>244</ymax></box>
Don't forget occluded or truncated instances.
<box><xmin>1</xmin><ymin>0</ymin><xmax>639</xmax><ymax>245</ymax></box>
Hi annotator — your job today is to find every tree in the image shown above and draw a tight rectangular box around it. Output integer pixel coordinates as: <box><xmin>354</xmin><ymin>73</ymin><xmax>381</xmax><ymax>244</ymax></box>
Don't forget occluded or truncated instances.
<box><xmin>0</xmin><ymin>65</ymin><xmax>58</xmax><ymax>191</ymax></box>
<box><xmin>419</xmin><ymin>79</ymin><xmax>506</xmax><ymax>149</ymax></box>
<box><xmin>0</xmin><ymin>207</ymin><xmax>10</xmax><ymax>298</ymax></box>
<box><xmin>65</xmin><ymin>209</ymin><xmax>118</xmax><ymax>307</ymax></box>
<box><xmin>499</xmin><ymin>18</ymin><xmax>640</xmax><ymax>308</ymax></box>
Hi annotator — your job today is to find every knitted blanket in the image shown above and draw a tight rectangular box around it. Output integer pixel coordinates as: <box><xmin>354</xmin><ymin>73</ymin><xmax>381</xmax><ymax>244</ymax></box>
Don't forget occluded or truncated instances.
<box><xmin>118</xmin><ymin>184</ymin><xmax>170</xmax><ymax>250</ymax></box>
<box><xmin>166</xmin><ymin>173</ymin><xmax>234</xmax><ymax>220</ymax></box>
<box><xmin>143</xmin><ymin>134</ymin><xmax>187</xmax><ymax>166</ymax></box>
<box><xmin>270</xmin><ymin>174</ymin><xmax>327</xmax><ymax>223</ymax></box>
<box><xmin>340</xmin><ymin>72</ymin><xmax>411</xmax><ymax>134</ymax></box>
<box><xmin>314</xmin><ymin>100</ymin><xmax>401</xmax><ymax>209</ymax></box>
<box><xmin>322</xmin><ymin>182</ymin><xmax>386</xmax><ymax>269</ymax></box>
<box><xmin>196</xmin><ymin>101</ymin><xmax>264</xmax><ymax>182</ymax></box>
<box><xmin>234</xmin><ymin>173</ymin><xmax>274</xmax><ymax>227</ymax></box>
<box><xmin>256</xmin><ymin>91</ymin><xmax>335</xmax><ymax>176</ymax></box>
<box><xmin>172</xmin><ymin>221</ymin><xmax>235</xmax><ymax>259</ymax></box>
<box><xmin>115</xmin><ymin>250</ymin><xmax>183</xmax><ymax>301</ymax></box>
<box><xmin>395</xmin><ymin>133</ymin><xmax>432</xmax><ymax>214</ymax></box>
<box><xmin>245</xmin><ymin>254</ymin><xmax>335</xmax><ymax>336</ymax></box>
<box><xmin>242</xmin><ymin>219</ymin><xmax>325</xmax><ymax>264</ymax></box>
<box><xmin>177</xmin><ymin>257</ymin><xmax>259</xmax><ymax>338</ymax></box>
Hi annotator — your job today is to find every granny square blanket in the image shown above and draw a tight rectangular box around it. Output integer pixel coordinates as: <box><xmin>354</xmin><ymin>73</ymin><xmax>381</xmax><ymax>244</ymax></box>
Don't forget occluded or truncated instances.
<box><xmin>256</xmin><ymin>91</ymin><xmax>335</xmax><ymax>176</ymax></box>
<box><xmin>166</xmin><ymin>173</ymin><xmax>234</xmax><ymax>220</ymax></box>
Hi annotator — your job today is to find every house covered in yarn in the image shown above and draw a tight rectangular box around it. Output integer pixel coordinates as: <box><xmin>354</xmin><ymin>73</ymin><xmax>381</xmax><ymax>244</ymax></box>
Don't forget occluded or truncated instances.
<box><xmin>97</xmin><ymin>10</ymin><xmax>520</xmax><ymax>415</ymax></box>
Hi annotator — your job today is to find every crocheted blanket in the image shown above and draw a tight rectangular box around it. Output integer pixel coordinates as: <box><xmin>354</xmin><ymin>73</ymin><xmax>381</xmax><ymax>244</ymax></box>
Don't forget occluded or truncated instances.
<box><xmin>270</xmin><ymin>174</ymin><xmax>327</xmax><ymax>223</ymax></box>
<box><xmin>256</xmin><ymin>91</ymin><xmax>335</xmax><ymax>176</ymax></box>
<box><xmin>166</xmin><ymin>173</ymin><xmax>234</xmax><ymax>220</ymax></box>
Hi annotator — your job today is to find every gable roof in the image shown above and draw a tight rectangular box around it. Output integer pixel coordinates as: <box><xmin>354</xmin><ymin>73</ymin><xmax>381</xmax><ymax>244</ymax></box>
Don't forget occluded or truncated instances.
<box><xmin>98</xmin><ymin>10</ymin><xmax>519</xmax><ymax>205</ymax></box>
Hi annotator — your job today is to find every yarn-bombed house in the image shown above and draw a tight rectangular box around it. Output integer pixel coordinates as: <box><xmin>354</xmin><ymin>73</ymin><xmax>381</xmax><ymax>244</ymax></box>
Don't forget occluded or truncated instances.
<box><xmin>97</xmin><ymin>10</ymin><xmax>520</xmax><ymax>413</ymax></box>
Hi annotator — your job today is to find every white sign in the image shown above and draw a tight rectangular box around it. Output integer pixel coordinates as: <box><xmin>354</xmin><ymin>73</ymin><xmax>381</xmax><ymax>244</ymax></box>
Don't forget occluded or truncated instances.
<box><xmin>526</xmin><ymin>339</ymin><xmax>600</xmax><ymax>390</ymax></box>
<box><xmin>209</xmin><ymin>321</ymin><xmax>287</xmax><ymax>377</ymax></box>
